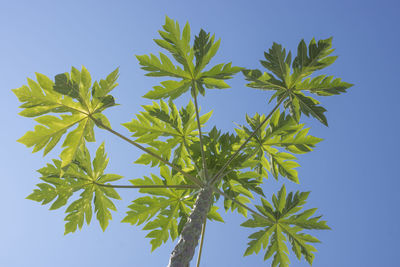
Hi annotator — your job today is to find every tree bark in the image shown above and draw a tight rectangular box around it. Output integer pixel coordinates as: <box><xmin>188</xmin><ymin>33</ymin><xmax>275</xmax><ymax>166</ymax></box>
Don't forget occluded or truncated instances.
<box><xmin>167</xmin><ymin>186</ymin><xmax>213</xmax><ymax>267</ymax></box>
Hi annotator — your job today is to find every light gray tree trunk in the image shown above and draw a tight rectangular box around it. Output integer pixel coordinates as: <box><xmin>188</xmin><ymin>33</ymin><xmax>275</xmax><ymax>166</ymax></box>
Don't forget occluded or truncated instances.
<box><xmin>167</xmin><ymin>186</ymin><xmax>213</xmax><ymax>267</ymax></box>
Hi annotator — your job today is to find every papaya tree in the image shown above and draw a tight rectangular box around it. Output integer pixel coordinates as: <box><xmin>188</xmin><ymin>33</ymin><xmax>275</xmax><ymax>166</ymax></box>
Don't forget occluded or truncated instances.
<box><xmin>13</xmin><ymin>17</ymin><xmax>352</xmax><ymax>266</ymax></box>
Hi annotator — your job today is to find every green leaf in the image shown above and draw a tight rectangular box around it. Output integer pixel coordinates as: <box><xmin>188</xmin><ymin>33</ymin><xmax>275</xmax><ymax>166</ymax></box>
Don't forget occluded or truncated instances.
<box><xmin>92</xmin><ymin>142</ymin><xmax>108</xmax><ymax>178</ymax></box>
<box><xmin>154</xmin><ymin>16</ymin><xmax>194</xmax><ymax>72</ymax></box>
<box><xmin>202</xmin><ymin>78</ymin><xmax>230</xmax><ymax>89</ymax></box>
<box><xmin>60</xmin><ymin>118</ymin><xmax>90</xmax><ymax>169</ymax></box>
<box><xmin>143</xmin><ymin>80</ymin><xmax>191</xmax><ymax>100</ymax></box>
<box><xmin>123</xmin><ymin>167</ymin><xmax>197</xmax><ymax>250</ymax></box>
<box><xmin>242</xmin><ymin>69</ymin><xmax>285</xmax><ymax>91</ymax></box>
<box><xmin>193</xmin><ymin>29</ymin><xmax>221</xmax><ymax>75</ymax></box>
<box><xmin>26</xmin><ymin>183</ymin><xmax>58</xmax><ymax>205</ymax></box>
<box><xmin>97</xmin><ymin>174</ymin><xmax>123</xmax><ymax>183</ymax></box>
<box><xmin>277</xmin><ymin>185</ymin><xmax>286</xmax><ymax>213</ymax></box>
<box><xmin>92</xmin><ymin>113</ymin><xmax>111</xmax><ymax>129</ymax></box>
<box><xmin>235</xmin><ymin>111</ymin><xmax>320</xmax><ymax>182</ymax></box>
<box><xmin>122</xmin><ymin>196</ymin><xmax>175</xmax><ymax>226</ymax></box>
<box><xmin>292</xmin><ymin>92</ymin><xmax>328</xmax><ymax>126</ymax></box>
<box><xmin>123</xmin><ymin>100</ymin><xmax>211</xmax><ymax>169</ymax></box>
<box><xmin>15</xmin><ymin>67</ymin><xmax>119</xmax><ymax>168</ymax></box>
<box><xmin>139</xmin><ymin>17</ymin><xmax>240</xmax><ymax>100</ymax></box>
<box><xmin>200</xmin><ymin>62</ymin><xmax>242</xmax><ymax>80</ymax></box>
<box><xmin>268</xmin><ymin>150</ymin><xmax>300</xmax><ymax>183</ymax></box>
<box><xmin>94</xmin><ymin>186</ymin><xmax>116</xmax><ymax>231</ymax></box>
<box><xmin>296</xmin><ymin>75</ymin><xmax>353</xmax><ymax>96</ymax></box>
<box><xmin>92</xmin><ymin>67</ymin><xmax>119</xmax><ymax>98</ymax></box>
<box><xmin>244</xmin><ymin>38</ymin><xmax>352</xmax><ymax>126</ymax></box>
<box><xmin>136</xmin><ymin>53</ymin><xmax>190</xmax><ymax>78</ymax></box>
<box><xmin>242</xmin><ymin>186</ymin><xmax>330</xmax><ymax>266</ymax></box>
<box><xmin>207</xmin><ymin>206</ymin><xmax>224</xmax><ymax>222</ymax></box>
<box><xmin>144</xmin><ymin>205</ymin><xmax>180</xmax><ymax>251</ymax></box>
<box><xmin>261</xmin><ymin>43</ymin><xmax>292</xmax><ymax>86</ymax></box>
<box><xmin>53</xmin><ymin>72</ymin><xmax>80</xmax><ymax>100</ymax></box>
<box><xmin>244</xmin><ymin>227</ymin><xmax>275</xmax><ymax>256</ymax></box>
<box><xmin>64</xmin><ymin>186</ymin><xmax>94</xmax><ymax>234</ymax></box>
<box><xmin>17</xmin><ymin>113</ymin><xmax>86</xmax><ymax>156</ymax></box>
<box><xmin>27</xmin><ymin>143</ymin><xmax>122</xmax><ymax>233</ymax></box>
<box><xmin>292</xmin><ymin>37</ymin><xmax>337</xmax><ymax>81</ymax></box>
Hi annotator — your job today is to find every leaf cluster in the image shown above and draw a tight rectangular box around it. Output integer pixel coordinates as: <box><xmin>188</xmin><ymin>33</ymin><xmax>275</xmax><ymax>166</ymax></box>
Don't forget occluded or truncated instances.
<box><xmin>14</xmin><ymin>17</ymin><xmax>353</xmax><ymax>267</ymax></box>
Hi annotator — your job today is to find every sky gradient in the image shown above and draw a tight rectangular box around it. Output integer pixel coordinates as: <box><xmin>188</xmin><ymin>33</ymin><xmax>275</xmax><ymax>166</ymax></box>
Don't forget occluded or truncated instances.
<box><xmin>1</xmin><ymin>0</ymin><xmax>399</xmax><ymax>266</ymax></box>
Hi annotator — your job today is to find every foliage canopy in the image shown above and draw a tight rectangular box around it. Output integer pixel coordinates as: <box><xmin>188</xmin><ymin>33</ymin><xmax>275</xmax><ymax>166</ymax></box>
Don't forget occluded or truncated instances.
<box><xmin>14</xmin><ymin>16</ymin><xmax>352</xmax><ymax>266</ymax></box>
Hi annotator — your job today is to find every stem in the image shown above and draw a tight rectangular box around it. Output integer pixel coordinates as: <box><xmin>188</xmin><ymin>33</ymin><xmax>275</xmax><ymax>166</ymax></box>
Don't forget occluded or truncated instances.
<box><xmin>196</xmin><ymin>216</ymin><xmax>207</xmax><ymax>267</ymax></box>
<box><xmin>90</xmin><ymin>115</ymin><xmax>204</xmax><ymax>187</ymax></box>
<box><xmin>209</xmin><ymin>94</ymin><xmax>287</xmax><ymax>186</ymax></box>
<box><xmin>168</xmin><ymin>186</ymin><xmax>213</xmax><ymax>267</ymax></box>
<box><xmin>193</xmin><ymin>90</ymin><xmax>209</xmax><ymax>180</ymax></box>
<box><xmin>94</xmin><ymin>182</ymin><xmax>198</xmax><ymax>189</ymax></box>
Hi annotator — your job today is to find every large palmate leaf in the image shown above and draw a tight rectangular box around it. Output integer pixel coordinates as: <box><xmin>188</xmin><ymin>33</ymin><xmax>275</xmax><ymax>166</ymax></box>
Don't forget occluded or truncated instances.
<box><xmin>122</xmin><ymin>99</ymin><xmax>212</xmax><ymax>168</ymax></box>
<box><xmin>122</xmin><ymin>166</ymin><xmax>223</xmax><ymax>250</ymax></box>
<box><xmin>27</xmin><ymin>143</ymin><xmax>123</xmax><ymax>234</ymax></box>
<box><xmin>242</xmin><ymin>185</ymin><xmax>330</xmax><ymax>266</ymax></box>
<box><xmin>235</xmin><ymin>110</ymin><xmax>322</xmax><ymax>183</ymax></box>
<box><xmin>138</xmin><ymin>17</ymin><xmax>241</xmax><ymax>100</ymax></box>
<box><xmin>14</xmin><ymin>67</ymin><xmax>118</xmax><ymax>169</ymax></box>
<box><xmin>243</xmin><ymin>38</ymin><xmax>353</xmax><ymax>126</ymax></box>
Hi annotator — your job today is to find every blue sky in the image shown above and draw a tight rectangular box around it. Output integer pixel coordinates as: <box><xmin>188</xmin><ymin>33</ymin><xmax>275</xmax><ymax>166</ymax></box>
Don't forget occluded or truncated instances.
<box><xmin>1</xmin><ymin>0</ymin><xmax>399</xmax><ymax>266</ymax></box>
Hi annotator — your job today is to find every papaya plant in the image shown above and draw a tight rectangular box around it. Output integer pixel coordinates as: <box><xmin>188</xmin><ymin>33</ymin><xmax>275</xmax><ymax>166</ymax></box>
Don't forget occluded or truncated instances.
<box><xmin>14</xmin><ymin>17</ymin><xmax>352</xmax><ymax>266</ymax></box>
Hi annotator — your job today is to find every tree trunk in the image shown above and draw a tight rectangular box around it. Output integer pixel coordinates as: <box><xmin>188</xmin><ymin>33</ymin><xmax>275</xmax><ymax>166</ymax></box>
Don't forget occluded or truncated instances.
<box><xmin>167</xmin><ymin>186</ymin><xmax>213</xmax><ymax>267</ymax></box>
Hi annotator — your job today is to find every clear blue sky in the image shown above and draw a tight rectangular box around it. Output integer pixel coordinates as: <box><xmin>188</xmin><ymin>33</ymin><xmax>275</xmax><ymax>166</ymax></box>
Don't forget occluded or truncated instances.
<box><xmin>1</xmin><ymin>0</ymin><xmax>399</xmax><ymax>266</ymax></box>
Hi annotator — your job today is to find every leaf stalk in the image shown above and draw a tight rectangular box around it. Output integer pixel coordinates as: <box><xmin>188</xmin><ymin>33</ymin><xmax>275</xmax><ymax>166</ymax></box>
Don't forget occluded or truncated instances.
<box><xmin>209</xmin><ymin>92</ymin><xmax>288</xmax><ymax>186</ymax></box>
<box><xmin>90</xmin><ymin>115</ymin><xmax>204</xmax><ymax>187</ymax></box>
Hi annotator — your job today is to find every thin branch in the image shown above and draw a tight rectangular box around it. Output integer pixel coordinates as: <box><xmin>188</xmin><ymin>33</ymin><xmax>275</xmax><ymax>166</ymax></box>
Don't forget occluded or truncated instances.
<box><xmin>209</xmin><ymin>93</ymin><xmax>288</xmax><ymax>186</ymax></box>
<box><xmin>94</xmin><ymin>182</ymin><xmax>198</xmax><ymax>189</ymax></box>
<box><xmin>193</xmin><ymin>89</ymin><xmax>209</xmax><ymax>180</ymax></box>
<box><xmin>196</xmin><ymin>216</ymin><xmax>207</xmax><ymax>267</ymax></box>
<box><xmin>212</xmin><ymin>187</ymin><xmax>271</xmax><ymax>222</ymax></box>
<box><xmin>90</xmin><ymin>115</ymin><xmax>204</xmax><ymax>187</ymax></box>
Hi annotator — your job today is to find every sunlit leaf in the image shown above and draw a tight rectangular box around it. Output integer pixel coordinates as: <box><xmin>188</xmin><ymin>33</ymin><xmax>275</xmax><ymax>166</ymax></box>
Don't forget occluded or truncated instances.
<box><xmin>242</xmin><ymin>185</ymin><xmax>329</xmax><ymax>266</ymax></box>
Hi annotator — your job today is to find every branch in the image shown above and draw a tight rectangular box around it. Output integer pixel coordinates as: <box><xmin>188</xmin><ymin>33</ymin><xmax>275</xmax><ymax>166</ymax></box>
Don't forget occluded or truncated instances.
<box><xmin>209</xmin><ymin>93</ymin><xmax>288</xmax><ymax>186</ymax></box>
<box><xmin>90</xmin><ymin>115</ymin><xmax>204</xmax><ymax>187</ymax></box>
<box><xmin>193</xmin><ymin>87</ymin><xmax>209</xmax><ymax>180</ymax></box>
<box><xmin>94</xmin><ymin>182</ymin><xmax>199</xmax><ymax>189</ymax></box>
<box><xmin>196</xmin><ymin>216</ymin><xmax>207</xmax><ymax>267</ymax></box>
